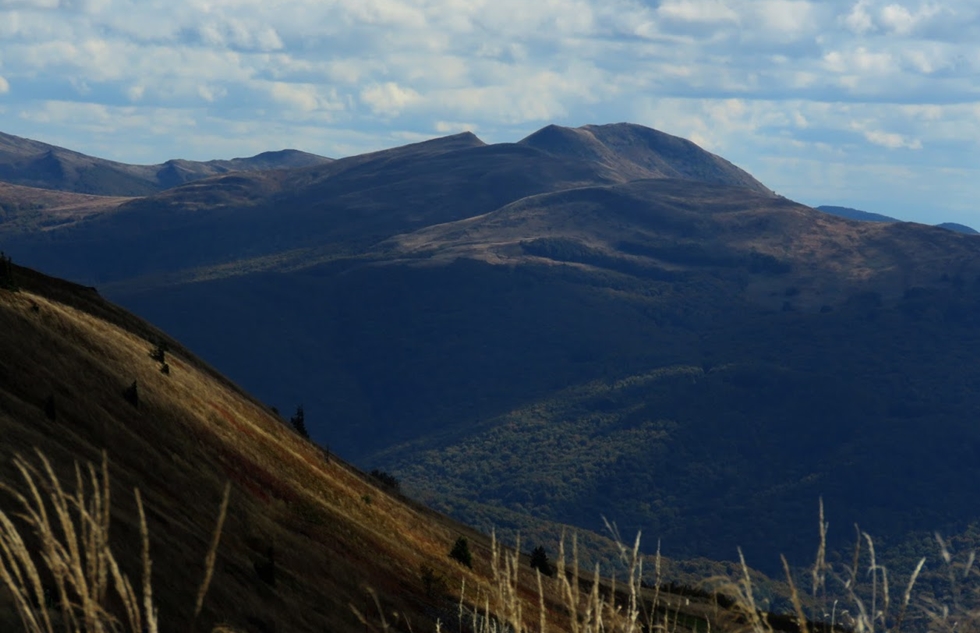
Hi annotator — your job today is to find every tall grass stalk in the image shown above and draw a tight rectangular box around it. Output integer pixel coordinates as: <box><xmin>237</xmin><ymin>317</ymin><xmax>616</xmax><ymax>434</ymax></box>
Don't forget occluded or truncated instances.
<box><xmin>0</xmin><ymin>450</ymin><xmax>230</xmax><ymax>633</ymax></box>
<box><xmin>452</xmin><ymin>526</ymin><xmax>660</xmax><ymax>633</ymax></box>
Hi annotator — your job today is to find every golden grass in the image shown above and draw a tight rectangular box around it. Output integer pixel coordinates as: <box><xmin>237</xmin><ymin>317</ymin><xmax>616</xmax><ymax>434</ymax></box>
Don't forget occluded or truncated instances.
<box><xmin>0</xmin><ymin>450</ymin><xmax>229</xmax><ymax>633</ymax></box>
<box><xmin>406</xmin><ymin>497</ymin><xmax>980</xmax><ymax>633</ymax></box>
<box><xmin>2</xmin><ymin>280</ymin><xmax>582</xmax><ymax>631</ymax></box>
<box><xmin>439</xmin><ymin>524</ymin><xmax>691</xmax><ymax>633</ymax></box>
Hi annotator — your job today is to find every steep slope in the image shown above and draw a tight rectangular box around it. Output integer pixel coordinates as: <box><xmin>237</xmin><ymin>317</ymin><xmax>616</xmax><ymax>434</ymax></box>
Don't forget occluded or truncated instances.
<box><xmin>0</xmin><ymin>264</ymin><xmax>559</xmax><ymax>632</ymax></box>
<box><xmin>519</xmin><ymin>123</ymin><xmax>773</xmax><ymax>194</ymax></box>
<box><xmin>0</xmin><ymin>130</ymin><xmax>331</xmax><ymax>196</ymax></box>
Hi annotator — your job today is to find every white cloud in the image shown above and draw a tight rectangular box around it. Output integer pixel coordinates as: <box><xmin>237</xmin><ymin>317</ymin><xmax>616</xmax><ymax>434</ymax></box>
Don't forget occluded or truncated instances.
<box><xmin>269</xmin><ymin>82</ymin><xmax>344</xmax><ymax>114</ymax></box>
<box><xmin>880</xmin><ymin>4</ymin><xmax>916</xmax><ymax>33</ymax></box>
<box><xmin>823</xmin><ymin>47</ymin><xmax>895</xmax><ymax>74</ymax></box>
<box><xmin>843</xmin><ymin>0</ymin><xmax>876</xmax><ymax>33</ymax></box>
<box><xmin>197</xmin><ymin>18</ymin><xmax>284</xmax><ymax>51</ymax></box>
<box><xmin>752</xmin><ymin>0</ymin><xmax>817</xmax><ymax>39</ymax></box>
<box><xmin>657</xmin><ymin>0</ymin><xmax>739</xmax><ymax>24</ymax></box>
<box><xmin>434</xmin><ymin>121</ymin><xmax>477</xmax><ymax>134</ymax></box>
<box><xmin>0</xmin><ymin>0</ymin><xmax>60</xmax><ymax>7</ymax></box>
<box><xmin>197</xmin><ymin>84</ymin><xmax>226</xmax><ymax>103</ymax></box>
<box><xmin>862</xmin><ymin>129</ymin><xmax>923</xmax><ymax>149</ymax></box>
<box><xmin>879</xmin><ymin>2</ymin><xmax>943</xmax><ymax>35</ymax></box>
<box><xmin>359</xmin><ymin>82</ymin><xmax>421</xmax><ymax>117</ymax></box>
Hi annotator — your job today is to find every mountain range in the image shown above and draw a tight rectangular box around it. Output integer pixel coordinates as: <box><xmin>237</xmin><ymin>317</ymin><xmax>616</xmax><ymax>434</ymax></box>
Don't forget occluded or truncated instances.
<box><xmin>0</xmin><ymin>130</ymin><xmax>331</xmax><ymax>196</ymax></box>
<box><xmin>3</xmin><ymin>123</ymin><xmax>980</xmax><ymax>578</ymax></box>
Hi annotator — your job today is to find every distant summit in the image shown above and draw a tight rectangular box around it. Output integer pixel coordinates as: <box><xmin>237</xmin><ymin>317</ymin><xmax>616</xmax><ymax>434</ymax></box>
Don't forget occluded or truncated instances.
<box><xmin>936</xmin><ymin>222</ymin><xmax>979</xmax><ymax>235</ymax></box>
<box><xmin>520</xmin><ymin>123</ymin><xmax>774</xmax><ymax>195</ymax></box>
<box><xmin>817</xmin><ymin>204</ymin><xmax>978</xmax><ymax>234</ymax></box>
<box><xmin>816</xmin><ymin>205</ymin><xmax>897</xmax><ymax>223</ymax></box>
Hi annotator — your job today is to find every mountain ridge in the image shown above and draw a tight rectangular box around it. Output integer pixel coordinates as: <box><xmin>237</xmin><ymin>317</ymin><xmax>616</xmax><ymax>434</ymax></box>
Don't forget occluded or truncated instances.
<box><xmin>0</xmin><ymin>129</ymin><xmax>332</xmax><ymax>196</ymax></box>
<box><xmin>816</xmin><ymin>204</ymin><xmax>979</xmax><ymax>234</ymax></box>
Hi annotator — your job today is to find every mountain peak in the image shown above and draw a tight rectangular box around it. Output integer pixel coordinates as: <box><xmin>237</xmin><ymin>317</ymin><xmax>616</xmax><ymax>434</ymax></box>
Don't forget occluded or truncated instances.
<box><xmin>403</xmin><ymin>130</ymin><xmax>486</xmax><ymax>152</ymax></box>
<box><xmin>519</xmin><ymin>122</ymin><xmax>773</xmax><ymax>194</ymax></box>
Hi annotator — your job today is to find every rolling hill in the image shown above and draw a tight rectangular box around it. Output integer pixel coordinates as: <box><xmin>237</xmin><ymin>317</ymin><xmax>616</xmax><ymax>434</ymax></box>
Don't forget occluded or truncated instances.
<box><xmin>4</xmin><ymin>123</ymin><xmax>980</xmax><ymax>577</ymax></box>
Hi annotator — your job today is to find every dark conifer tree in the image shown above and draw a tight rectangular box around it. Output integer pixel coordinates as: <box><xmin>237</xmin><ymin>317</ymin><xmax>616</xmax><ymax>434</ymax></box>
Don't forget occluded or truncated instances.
<box><xmin>449</xmin><ymin>536</ymin><xmax>472</xmax><ymax>568</ymax></box>
<box><xmin>529</xmin><ymin>545</ymin><xmax>554</xmax><ymax>576</ymax></box>
<box><xmin>0</xmin><ymin>252</ymin><xmax>16</xmax><ymax>290</ymax></box>
<box><xmin>290</xmin><ymin>405</ymin><xmax>309</xmax><ymax>439</ymax></box>
<box><xmin>123</xmin><ymin>381</ymin><xmax>139</xmax><ymax>408</ymax></box>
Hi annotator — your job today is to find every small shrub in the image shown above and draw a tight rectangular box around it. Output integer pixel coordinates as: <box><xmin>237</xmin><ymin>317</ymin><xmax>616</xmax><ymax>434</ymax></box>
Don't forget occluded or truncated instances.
<box><xmin>160</xmin><ymin>363</ymin><xmax>170</xmax><ymax>375</ymax></box>
<box><xmin>420</xmin><ymin>564</ymin><xmax>448</xmax><ymax>598</ymax></box>
<box><xmin>123</xmin><ymin>380</ymin><xmax>139</xmax><ymax>408</ymax></box>
<box><xmin>289</xmin><ymin>405</ymin><xmax>309</xmax><ymax>439</ymax></box>
<box><xmin>529</xmin><ymin>545</ymin><xmax>554</xmax><ymax>577</ymax></box>
<box><xmin>0</xmin><ymin>251</ymin><xmax>16</xmax><ymax>291</ymax></box>
<box><xmin>43</xmin><ymin>394</ymin><xmax>56</xmax><ymax>421</ymax></box>
<box><xmin>255</xmin><ymin>545</ymin><xmax>276</xmax><ymax>586</ymax></box>
<box><xmin>449</xmin><ymin>536</ymin><xmax>472</xmax><ymax>568</ymax></box>
<box><xmin>149</xmin><ymin>341</ymin><xmax>168</xmax><ymax>363</ymax></box>
<box><xmin>369</xmin><ymin>469</ymin><xmax>400</xmax><ymax>492</ymax></box>
<box><xmin>29</xmin><ymin>301</ymin><xmax>39</xmax><ymax>314</ymax></box>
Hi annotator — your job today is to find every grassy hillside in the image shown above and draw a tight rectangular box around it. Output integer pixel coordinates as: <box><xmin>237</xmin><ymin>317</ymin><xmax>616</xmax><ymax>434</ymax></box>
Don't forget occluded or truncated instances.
<box><xmin>0</xmin><ymin>263</ymin><xmax>609</xmax><ymax>632</ymax></box>
<box><xmin>0</xmin><ymin>182</ymin><xmax>131</xmax><ymax>232</ymax></box>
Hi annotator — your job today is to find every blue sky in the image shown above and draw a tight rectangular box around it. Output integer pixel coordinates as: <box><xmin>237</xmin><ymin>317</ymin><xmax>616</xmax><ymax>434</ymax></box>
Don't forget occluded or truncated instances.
<box><xmin>1</xmin><ymin>0</ymin><xmax>979</xmax><ymax>225</ymax></box>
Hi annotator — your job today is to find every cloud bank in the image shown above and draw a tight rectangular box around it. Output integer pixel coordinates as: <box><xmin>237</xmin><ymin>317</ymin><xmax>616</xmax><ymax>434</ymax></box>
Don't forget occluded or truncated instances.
<box><xmin>1</xmin><ymin>0</ymin><xmax>979</xmax><ymax>223</ymax></box>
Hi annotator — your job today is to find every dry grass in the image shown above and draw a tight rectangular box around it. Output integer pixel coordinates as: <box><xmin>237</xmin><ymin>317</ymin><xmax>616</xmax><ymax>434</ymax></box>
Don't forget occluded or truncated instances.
<box><xmin>408</xmin><ymin>499</ymin><xmax>980</xmax><ymax>633</ymax></box>
<box><xmin>438</xmin><ymin>523</ymin><xmax>710</xmax><ymax>633</ymax></box>
<box><xmin>696</xmin><ymin>499</ymin><xmax>980</xmax><ymax>633</ymax></box>
<box><xmin>0</xmin><ymin>450</ymin><xmax>229</xmax><ymax>633</ymax></box>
